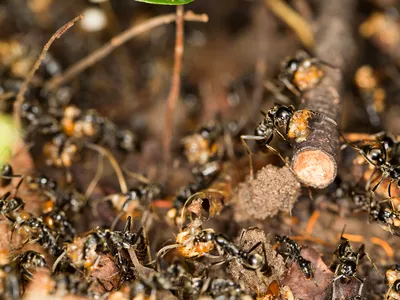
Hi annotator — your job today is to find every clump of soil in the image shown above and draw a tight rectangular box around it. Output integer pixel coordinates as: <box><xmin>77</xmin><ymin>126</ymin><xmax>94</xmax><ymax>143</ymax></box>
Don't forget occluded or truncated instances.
<box><xmin>235</xmin><ymin>165</ymin><xmax>301</xmax><ymax>220</ymax></box>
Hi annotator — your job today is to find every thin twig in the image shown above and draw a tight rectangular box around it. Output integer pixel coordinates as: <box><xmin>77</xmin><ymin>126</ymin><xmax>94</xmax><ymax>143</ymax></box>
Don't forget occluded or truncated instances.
<box><xmin>13</xmin><ymin>14</ymin><xmax>83</xmax><ymax>132</ymax></box>
<box><xmin>45</xmin><ymin>11</ymin><xmax>208</xmax><ymax>91</ymax></box>
<box><xmin>291</xmin><ymin>0</ymin><xmax>357</xmax><ymax>188</ymax></box>
<box><xmin>265</xmin><ymin>0</ymin><xmax>314</xmax><ymax>49</ymax></box>
<box><xmin>163</xmin><ymin>5</ymin><xmax>185</xmax><ymax>165</ymax></box>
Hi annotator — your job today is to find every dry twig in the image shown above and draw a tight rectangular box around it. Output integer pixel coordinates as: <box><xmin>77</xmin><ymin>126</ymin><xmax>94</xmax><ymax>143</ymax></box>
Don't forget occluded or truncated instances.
<box><xmin>45</xmin><ymin>11</ymin><xmax>208</xmax><ymax>91</ymax></box>
<box><xmin>265</xmin><ymin>0</ymin><xmax>314</xmax><ymax>49</ymax></box>
<box><xmin>291</xmin><ymin>0</ymin><xmax>357</xmax><ymax>188</ymax></box>
<box><xmin>163</xmin><ymin>6</ymin><xmax>185</xmax><ymax>165</ymax></box>
<box><xmin>13</xmin><ymin>14</ymin><xmax>83</xmax><ymax>132</ymax></box>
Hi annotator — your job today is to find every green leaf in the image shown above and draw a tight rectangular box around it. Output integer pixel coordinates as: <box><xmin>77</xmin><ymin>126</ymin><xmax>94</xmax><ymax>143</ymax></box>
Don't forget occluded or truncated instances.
<box><xmin>135</xmin><ymin>0</ymin><xmax>194</xmax><ymax>5</ymax></box>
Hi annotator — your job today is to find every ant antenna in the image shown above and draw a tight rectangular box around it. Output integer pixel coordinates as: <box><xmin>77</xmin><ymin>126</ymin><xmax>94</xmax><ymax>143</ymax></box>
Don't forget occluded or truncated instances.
<box><xmin>85</xmin><ymin>143</ymin><xmax>127</xmax><ymax>194</ymax></box>
<box><xmin>85</xmin><ymin>151</ymin><xmax>104</xmax><ymax>200</ymax></box>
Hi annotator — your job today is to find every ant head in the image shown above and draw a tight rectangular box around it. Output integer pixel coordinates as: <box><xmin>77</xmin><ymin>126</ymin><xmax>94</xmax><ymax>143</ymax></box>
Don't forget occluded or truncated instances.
<box><xmin>275</xmin><ymin>106</ymin><xmax>294</xmax><ymax>124</ymax></box>
<box><xmin>30</xmin><ymin>252</ymin><xmax>47</xmax><ymax>267</ymax></box>
<box><xmin>117</xmin><ymin>129</ymin><xmax>136</xmax><ymax>152</ymax></box>
<box><xmin>247</xmin><ymin>253</ymin><xmax>263</xmax><ymax>269</ymax></box>
<box><xmin>283</xmin><ymin>58</ymin><xmax>301</xmax><ymax>76</ymax></box>
<box><xmin>365</xmin><ymin>147</ymin><xmax>385</xmax><ymax>165</ymax></box>
<box><xmin>390</xmin><ymin>167</ymin><xmax>400</xmax><ymax>180</ymax></box>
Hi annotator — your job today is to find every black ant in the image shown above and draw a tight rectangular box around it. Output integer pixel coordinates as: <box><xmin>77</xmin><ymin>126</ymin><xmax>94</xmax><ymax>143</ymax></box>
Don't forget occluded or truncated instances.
<box><xmin>99</xmin><ymin>181</ymin><xmax>163</xmax><ymax>229</ymax></box>
<box><xmin>182</xmin><ymin>117</ymin><xmax>242</xmax><ymax>165</ymax></box>
<box><xmin>12</xmin><ymin>250</ymin><xmax>46</xmax><ymax>286</ymax></box>
<box><xmin>0</xmin><ymin>259</ymin><xmax>23</xmax><ymax>300</ymax></box>
<box><xmin>369</xmin><ymin>200</ymin><xmax>400</xmax><ymax>236</ymax></box>
<box><xmin>9</xmin><ymin>215</ymin><xmax>64</xmax><ymax>257</ymax></box>
<box><xmin>168</xmin><ymin>161</ymin><xmax>221</xmax><ymax>224</ymax></box>
<box><xmin>60</xmin><ymin>105</ymin><xmax>136</xmax><ymax>152</ymax></box>
<box><xmin>279</xmin><ymin>51</ymin><xmax>336</xmax><ymax>96</ymax></box>
<box><xmin>330</xmin><ymin>230</ymin><xmax>380</xmax><ymax>289</ymax></box>
<box><xmin>385</xmin><ymin>264</ymin><xmax>400</xmax><ymax>299</ymax></box>
<box><xmin>188</xmin><ymin>277</ymin><xmax>251</xmax><ymax>299</ymax></box>
<box><xmin>275</xmin><ymin>235</ymin><xmax>314</xmax><ymax>280</ymax></box>
<box><xmin>241</xmin><ymin>103</ymin><xmax>336</xmax><ymax>177</ymax></box>
<box><xmin>0</xmin><ymin>191</ymin><xmax>25</xmax><ymax>218</ymax></box>
<box><xmin>195</xmin><ymin>229</ymin><xmax>272</xmax><ymax>279</ymax></box>
<box><xmin>342</xmin><ymin>132</ymin><xmax>400</xmax><ymax>198</ymax></box>
<box><xmin>63</xmin><ymin>217</ymin><xmax>148</xmax><ymax>282</ymax></box>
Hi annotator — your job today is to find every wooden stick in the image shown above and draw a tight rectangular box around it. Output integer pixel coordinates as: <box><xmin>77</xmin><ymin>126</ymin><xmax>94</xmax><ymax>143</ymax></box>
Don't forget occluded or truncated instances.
<box><xmin>291</xmin><ymin>0</ymin><xmax>357</xmax><ymax>188</ymax></box>
<box><xmin>265</xmin><ymin>0</ymin><xmax>314</xmax><ymax>49</ymax></box>
<box><xmin>45</xmin><ymin>11</ymin><xmax>208</xmax><ymax>91</ymax></box>
<box><xmin>13</xmin><ymin>14</ymin><xmax>83</xmax><ymax>132</ymax></box>
<box><xmin>163</xmin><ymin>5</ymin><xmax>185</xmax><ymax>164</ymax></box>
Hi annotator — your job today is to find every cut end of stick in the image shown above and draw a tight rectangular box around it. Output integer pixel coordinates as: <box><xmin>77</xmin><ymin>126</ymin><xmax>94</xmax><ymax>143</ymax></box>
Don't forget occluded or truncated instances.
<box><xmin>292</xmin><ymin>149</ymin><xmax>336</xmax><ymax>188</ymax></box>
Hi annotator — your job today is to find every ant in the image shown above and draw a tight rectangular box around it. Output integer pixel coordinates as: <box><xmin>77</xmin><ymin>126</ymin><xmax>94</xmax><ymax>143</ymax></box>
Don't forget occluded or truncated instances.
<box><xmin>64</xmin><ymin>227</ymin><xmax>108</xmax><ymax>275</ymax></box>
<box><xmin>60</xmin><ymin>105</ymin><xmax>136</xmax><ymax>152</ymax></box>
<box><xmin>385</xmin><ymin>264</ymin><xmax>400</xmax><ymax>299</ymax></box>
<box><xmin>0</xmin><ymin>191</ymin><xmax>25</xmax><ymax>218</ymax></box>
<box><xmin>168</xmin><ymin>161</ymin><xmax>221</xmax><ymax>224</ymax></box>
<box><xmin>189</xmin><ymin>277</ymin><xmax>251</xmax><ymax>299</ymax></box>
<box><xmin>9</xmin><ymin>215</ymin><xmax>64</xmax><ymax>257</ymax></box>
<box><xmin>195</xmin><ymin>229</ymin><xmax>272</xmax><ymax>279</ymax></box>
<box><xmin>12</xmin><ymin>250</ymin><xmax>46</xmax><ymax>286</ymax></box>
<box><xmin>279</xmin><ymin>51</ymin><xmax>336</xmax><ymax>96</ymax></box>
<box><xmin>354</xmin><ymin>65</ymin><xmax>386</xmax><ymax>129</ymax></box>
<box><xmin>0</xmin><ymin>259</ymin><xmax>22</xmax><ymax>300</ymax></box>
<box><xmin>369</xmin><ymin>201</ymin><xmax>400</xmax><ymax>236</ymax></box>
<box><xmin>99</xmin><ymin>182</ymin><xmax>163</xmax><ymax>229</ymax></box>
<box><xmin>241</xmin><ymin>103</ymin><xmax>336</xmax><ymax>177</ymax></box>
<box><xmin>330</xmin><ymin>230</ymin><xmax>380</xmax><ymax>286</ymax></box>
<box><xmin>341</xmin><ymin>132</ymin><xmax>400</xmax><ymax>198</ymax></box>
<box><xmin>63</xmin><ymin>217</ymin><xmax>148</xmax><ymax>282</ymax></box>
<box><xmin>182</xmin><ymin>117</ymin><xmax>242</xmax><ymax>165</ymax></box>
<box><xmin>275</xmin><ymin>235</ymin><xmax>314</xmax><ymax>280</ymax></box>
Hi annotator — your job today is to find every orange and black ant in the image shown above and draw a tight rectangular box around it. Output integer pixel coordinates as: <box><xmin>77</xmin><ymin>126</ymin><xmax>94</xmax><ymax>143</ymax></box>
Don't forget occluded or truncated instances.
<box><xmin>241</xmin><ymin>103</ymin><xmax>336</xmax><ymax>177</ymax></box>
<box><xmin>279</xmin><ymin>51</ymin><xmax>337</xmax><ymax>96</ymax></box>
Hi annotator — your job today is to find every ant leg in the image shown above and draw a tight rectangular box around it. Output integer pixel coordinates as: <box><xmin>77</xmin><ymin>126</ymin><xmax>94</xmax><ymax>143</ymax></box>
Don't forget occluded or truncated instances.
<box><xmin>110</xmin><ymin>211</ymin><xmax>125</xmax><ymax>231</ymax></box>
<box><xmin>123</xmin><ymin>216</ymin><xmax>132</xmax><ymax>232</ymax></box>
<box><xmin>365</xmin><ymin>168</ymin><xmax>378</xmax><ymax>192</ymax></box>
<box><xmin>247</xmin><ymin>242</ymin><xmax>262</xmax><ymax>255</ymax></box>
<box><xmin>13</xmin><ymin>175</ymin><xmax>24</xmax><ymax>197</ymax></box>
<box><xmin>264</xmin><ymin>80</ymin><xmax>292</xmax><ymax>105</ymax></box>
<box><xmin>363</xmin><ymin>250</ymin><xmax>383</xmax><ymax>276</ymax></box>
<box><xmin>52</xmin><ymin>251</ymin><xmax>67</xmax><ymax>273</ymax></box>
<box><xmin>281</xmin><ymin>77</ymin><xmax>301</xmax><ymax>97</ymax></box>
<box><xmin>241</xmin><ymin>135</ymin><xmax>264</xmax><ymax>179</ymax></box>
<box><xmin>308</xmin><ymin>57</ymin><xmax>339</xmax><ymax>70</ymax></box>
<box><xmin>85</xmin><ymin>143</ymin><xmax>128</xmax><ymax>194</ymax></box>
<box><xmin>85</xmin><ymin>152</ymin><xmax>104</xmax><ymax>200</ymax></box>
<box><xmin>264</xmin><ymin>144</ymin><xmax>291</xmax><ymax>170</ymax></box>
<box><xmin>123</xmin><ymin>167</ymin><xmax>150</xmax><ymax>184</ymax></box>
